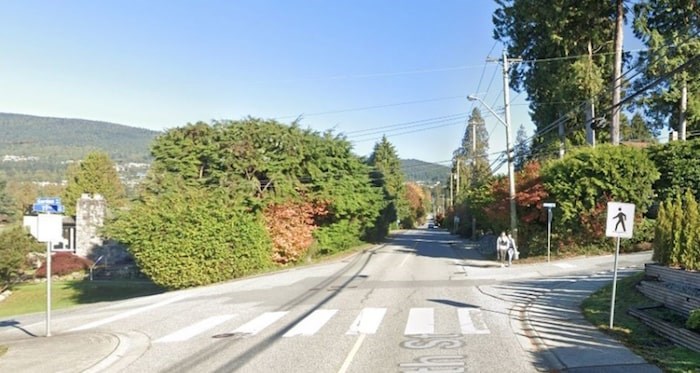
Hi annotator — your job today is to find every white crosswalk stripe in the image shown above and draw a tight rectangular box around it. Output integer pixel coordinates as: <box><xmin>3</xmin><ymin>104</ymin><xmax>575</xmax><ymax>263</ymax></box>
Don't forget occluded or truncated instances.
<box><xmin>284</xmin><ymin>309</ymin><xmax>337</xmax><ymax>337</ymax></box>
<box><xmin>155</xmin><ymin>315</ymin><xmax>235</xmax><ymax>343</ymax></box>
<box><xmin>404</xmin><ymin>308</ymin><xmax>435</xmax><ymax>335</ymax></box>
<box><xmin>457</xmin><ymin>308</ymin><xmax>490</xmax><ymax>334</ymax></box>
<box><xmin>346</xmin><ymin>307</ymin><xmax>387</xmax><ymax>335</ymax></box>
<box><xmin>152</xmin><ymin>306</ymin><xmax>492</xmax><ymax>342</ymax></box>
<box><xmin>230</xmin><ymin>311</ymin><xmax>288</xmax><ymax>336</ymax></box>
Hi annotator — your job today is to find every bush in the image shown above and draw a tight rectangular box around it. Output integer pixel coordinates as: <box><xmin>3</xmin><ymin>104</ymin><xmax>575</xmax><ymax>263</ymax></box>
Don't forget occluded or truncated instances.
<box><xmin>313</xmin><ymin>220</ymin><xmax>363</xmax><ymax>256</ymax></box>
<box><xmin>0</xmin><ymin>226</ymin><xmax>43</xmax><ymax>290</ymax></box>
<box><xmin>35</xmin><ymin>252</ymin><xmax>93</xmax><ymax>278</ymax></box>
<box><xmin>653</xmin><ymin>191</ymin><xmax>700</xmax><ymax>269</ymax></box>
<box><xmin>543</xmin><ymin>145</ymin><xmax>659</xmax><ymax>243</ymax></box>
<box><xmin>648</xmin><ymin>139</ymin><xmax>700</xmax><ymax>202</ymax></box>
<box><xmin>105</xmin><ymin>185</ymin><xmax>274</xmax><ymax>289</ymax></box>
<box><xmin>687</xmin><ymin>309</ymin><xmax>700</xmax><ymax>332</ymax></box>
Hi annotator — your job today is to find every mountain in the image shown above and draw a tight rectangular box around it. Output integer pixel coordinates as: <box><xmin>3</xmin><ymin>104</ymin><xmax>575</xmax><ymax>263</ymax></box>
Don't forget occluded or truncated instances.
<box><xmin>400</xmin><ymin>159</ymin><xmax>450</xmax><ymax>184</ymax></box>
<box><xmin>0</xmin><ymin>113</ymin><xmax>159</xmax><ymax>182</ymax></box>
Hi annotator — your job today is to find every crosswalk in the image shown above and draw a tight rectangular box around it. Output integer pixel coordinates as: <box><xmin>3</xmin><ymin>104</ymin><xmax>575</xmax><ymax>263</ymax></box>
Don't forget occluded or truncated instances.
<box><xmin>152</xmin><ymin>306</ymin><xmax>490</xmax><ymax>344</ymax></box>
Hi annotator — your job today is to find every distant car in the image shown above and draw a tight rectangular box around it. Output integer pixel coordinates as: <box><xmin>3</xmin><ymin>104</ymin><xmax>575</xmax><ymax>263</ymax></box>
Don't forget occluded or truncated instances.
<box><xmin>428</xmin><ymin>222</ymin><xmax>435</xmax><ymax>229</ymax></box>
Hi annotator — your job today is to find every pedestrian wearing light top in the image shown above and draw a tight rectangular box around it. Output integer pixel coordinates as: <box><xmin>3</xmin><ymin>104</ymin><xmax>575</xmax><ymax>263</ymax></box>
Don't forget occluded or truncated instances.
<box><xmin>496</xmin><ymin>232</ymin><xmax>509</xmax><ymax>267</ymax></box>
<box><xmin>506</xmin><ymin>233</ymin><xmax>518</xmax><ymax>267</ymax></box>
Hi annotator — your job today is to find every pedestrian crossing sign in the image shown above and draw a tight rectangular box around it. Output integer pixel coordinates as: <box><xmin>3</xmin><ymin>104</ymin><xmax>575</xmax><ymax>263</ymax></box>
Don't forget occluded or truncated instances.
<box><xmin>606</xmin><ymin>202</ymin><xmax>635</xmax><ymax>239</ymax></box>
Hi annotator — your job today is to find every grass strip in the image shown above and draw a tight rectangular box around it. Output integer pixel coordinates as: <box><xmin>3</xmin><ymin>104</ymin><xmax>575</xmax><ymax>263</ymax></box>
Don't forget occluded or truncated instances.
<box><xmin>581</xmin><ymin>272</ymin><xmax>700</xmax><ymax>373</ymax></box>
<box><xmin>0</xmin><ymin>280</ymin><xmax>164</xmax><ymax>318</ymax></box>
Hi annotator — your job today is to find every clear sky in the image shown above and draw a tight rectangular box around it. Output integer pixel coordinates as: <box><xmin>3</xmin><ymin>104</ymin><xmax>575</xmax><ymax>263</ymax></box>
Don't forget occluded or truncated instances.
<box><xmin>0</xmin><ymin>1</ymin><xmax>635</xmax><ymax>170</ymax></box>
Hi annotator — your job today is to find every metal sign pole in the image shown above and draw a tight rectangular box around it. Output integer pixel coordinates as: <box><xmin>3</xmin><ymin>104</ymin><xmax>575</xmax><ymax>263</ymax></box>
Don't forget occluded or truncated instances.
<box><xmin>547</xmin><ymin>208</ymin><xmax>552</xmax><ymax>262</ymax></box>
<box><xmin>609</xmin><ymin>236</ymin><xmax>621</xmax><ymax>329</ymax></box>
<box><xmin>46</xmin><ymin>240</ymin><xmax>52</xmax><ymax>337</ymax></box>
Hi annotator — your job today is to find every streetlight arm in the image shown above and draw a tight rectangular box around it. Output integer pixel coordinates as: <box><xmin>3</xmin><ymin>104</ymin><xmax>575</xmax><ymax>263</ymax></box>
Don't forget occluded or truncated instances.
<box><xmin>467</xmin><ymin>95</ymin><xmax>508</xmax><ymax>128</ymax></box>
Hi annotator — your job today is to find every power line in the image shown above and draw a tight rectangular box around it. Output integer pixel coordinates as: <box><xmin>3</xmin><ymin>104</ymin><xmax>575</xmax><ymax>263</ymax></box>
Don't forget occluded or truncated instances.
<box><xmin>274</xmin><ymin>95</ymin><xmax>466</xmax><ymax>120</ymax></box>
<box><xmin>343</xmin><ymin>112</ymin><xmax>468</xmax><ymax>135</ymax></box>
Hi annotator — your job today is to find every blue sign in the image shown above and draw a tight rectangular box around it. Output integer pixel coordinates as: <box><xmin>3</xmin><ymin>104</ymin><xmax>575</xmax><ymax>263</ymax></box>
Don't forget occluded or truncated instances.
<box><xmin>32</xmin><ymin>203</ymin><xmax>64</xmax><ymax>214</ymax></box>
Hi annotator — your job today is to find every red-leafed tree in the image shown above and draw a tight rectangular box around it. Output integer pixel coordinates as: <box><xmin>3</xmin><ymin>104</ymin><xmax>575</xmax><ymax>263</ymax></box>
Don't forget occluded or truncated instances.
<box><xmin>403</xmin><ymin>182</ymin><xmax>429</xmax><ymax>228</ymax></box>
<box><xmin>263</xmin><ymin>201</ymin><xmax>328</xmax><ymax>265</ymax></box>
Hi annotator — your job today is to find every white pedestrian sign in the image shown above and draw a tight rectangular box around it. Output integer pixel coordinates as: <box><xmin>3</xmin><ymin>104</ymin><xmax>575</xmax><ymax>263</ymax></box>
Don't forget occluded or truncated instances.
<box><xmin>605</xmin><ymin>202</ymin><xmax>635</xmax><ymax>239</ymax></box>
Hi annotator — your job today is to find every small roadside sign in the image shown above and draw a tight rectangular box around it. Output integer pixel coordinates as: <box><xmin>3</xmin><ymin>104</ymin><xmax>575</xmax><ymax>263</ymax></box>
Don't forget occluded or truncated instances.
<box><xmin>605</xmin><ymin>202</ymin><xmax>635</xmax><ymax>239</ymax></box>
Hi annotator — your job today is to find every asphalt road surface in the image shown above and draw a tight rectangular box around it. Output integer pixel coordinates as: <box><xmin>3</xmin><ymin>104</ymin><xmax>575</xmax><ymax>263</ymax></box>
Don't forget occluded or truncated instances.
<box><xmin>0</xmin><ymin>229</ymin><xmax>652</xmax><ymax>372</ymax></box>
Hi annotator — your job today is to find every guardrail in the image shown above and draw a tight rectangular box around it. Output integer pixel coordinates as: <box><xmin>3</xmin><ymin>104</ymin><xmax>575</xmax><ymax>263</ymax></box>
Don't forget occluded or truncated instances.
<box><xmin>636</xmin><ymin>280</ymin><xmax>700</xmax><ymax>318</ymax></box>
<box><xmin>644</xmin><ymin>263</ymin><xmax>700</xmax><ymax>287</ymax></box>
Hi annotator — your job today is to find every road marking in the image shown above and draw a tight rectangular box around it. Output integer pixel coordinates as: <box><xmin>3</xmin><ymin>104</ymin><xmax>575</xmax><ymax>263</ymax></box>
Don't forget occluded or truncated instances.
<box><xmin>337</xmin><ymin>333</ymin><xmax>366</xmax><ymax>373</ymax></box>
<box><xmin>346</xmin><ymin>308</ymin><xmax>387</xmax><ymax>335</ymax></box>
<box><xmin>458</xmin><ymin>308</ymin><xmax>490</xmax><ymax>334</ymax></box>
<box><xmin>231</xmin><ymin>311</ymin><xmax>288</xmax><ymax>336</ymax></box>
<box><xmin>554</xmin><ymin>263</ymin><xmax>576</xmax><ymax>269</ymax></box>
<box><xmin>404</xmin><ymin>308</ymin><xmax>434</xmax><ymax>335</ymax></box>
<box><xmin>69</xmin><ymin>294</ymin><xmax>189</xmax><ymax>332</ymax></box>
<box><xmin>155</xmin><ymin>315</ymin><xmax>235</xmax><ymax>343</ymax></box>
<box><xmin>399</xmin><ymin>254</ymin><xmax>411</xmax><ymax>268</ymax></box>
<box><xmin>283</xmin><ymin>309</ymin><xmax>337</xmax><ymax>337</ymax></box>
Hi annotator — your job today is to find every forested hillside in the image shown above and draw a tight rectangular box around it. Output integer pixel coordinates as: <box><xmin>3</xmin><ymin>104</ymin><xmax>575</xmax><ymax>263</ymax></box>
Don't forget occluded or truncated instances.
<box><xmin>400</xmin><ymin>159</ymin><xmax>449</xmax><ymax>184</ymax></box>
<box><xmin>0</xmin><ymin>113</ymin><xmax>158</xmax><ymax>182</ymax></box>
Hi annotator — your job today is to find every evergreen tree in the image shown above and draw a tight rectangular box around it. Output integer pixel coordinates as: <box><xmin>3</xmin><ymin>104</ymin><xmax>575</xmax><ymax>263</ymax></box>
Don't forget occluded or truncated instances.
<box><xmin>681</xmin><ymin>189</ymin><xmax>700</xmax><ymax>270</ymax></box>
<box><xmin>514</xmin><ymin>124</ymin><xmax>530</xmax><ymax>171</ymax></box>
<box><xmin>494</xmin><ymin>0</ymin><xmax>618</xmax><ymax>153</ymax></box>
<box><xmin>62</xmin><ymin>151</ymin><xmax>126</xmax><ymax>216</ymax></box>
<box><xmin>453</xmin><ymin>107</ymin><xmax>491</xmax><ymax>196</ymax></box>
<box><xmin>653</xmin><ymin>199</ymin><xmax>669</xmax><ymax>263</ymax></box>
<box><xmin>622</xmin><ymin>113</ymin><xmax>657</xmax><ymax>142</ymax></box>
<box><xmin>0</xmin><ymin>179</ymin><xmax>15</xmax><ymax>220</ymax></box>
<box><xmin>368</xmin><ymin>136</ymin><xmax>407</xmax><ymax>231</ymax></box>
<box><xmin>670</xmin><ymin>193</ymin><xmax>684</xmax><ymax>266</ymax></box>
<box><xmin>633</xmin><ymin>0</ymin><xmax>700</xmax><ymax>136</ymax></box>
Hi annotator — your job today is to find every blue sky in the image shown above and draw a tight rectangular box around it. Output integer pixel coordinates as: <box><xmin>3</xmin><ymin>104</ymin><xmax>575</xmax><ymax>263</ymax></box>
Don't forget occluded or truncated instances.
<box><xmin>0</xmin><ymin>1</ymin><xmax>639</xmax><ymax>170</ymax></box>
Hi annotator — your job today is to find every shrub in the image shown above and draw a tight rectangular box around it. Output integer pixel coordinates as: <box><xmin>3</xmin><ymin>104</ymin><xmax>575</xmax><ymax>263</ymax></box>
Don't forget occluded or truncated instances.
<box><xmin>263</xmin><ymin>201</ymin><xmax>327</xmax><ymax>265</ymax></box>
<box><xmin>35</xmin><ymin>252</ymin><xmax>93</xmax><ymax>278</ymax></box>
<box><xmin>0</xmin><ymin>226</ymin><xmax>43</xmax><ymax>290</ymax></box>
<box><xmin>105</xmin><ymin>185</ymin><xmax>274</xmax><ymax>289</ymax></box>
<box><xmin>543</xmin><ymin>145</ymin><xmax>659</xmax><ymax>243</ymax></box>
<box><xmin>687</xmin><ymin>309</ymin><xmax>700</xmax><ymax>332</ymax></box>
<box><xmin>648</xmin><ymin>139</ymin><xmax>700</xmax><ymax>202</ymax></box>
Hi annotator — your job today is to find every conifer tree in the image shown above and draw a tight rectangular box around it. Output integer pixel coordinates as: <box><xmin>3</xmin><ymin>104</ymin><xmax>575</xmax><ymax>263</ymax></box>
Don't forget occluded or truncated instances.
<box><xmin>670</xmin><ymin>193</ymin><xmax>684</xmax><ymax>266</ymax></box>
<box><xmin>682</xmin><ymin>190</ymin><xmax>700</xmax><ymax>270</ymax></box>
<box><xmin>653</xmin><ymin>200</ymin><xmax>669</xmax><ymax>264</ymax></box>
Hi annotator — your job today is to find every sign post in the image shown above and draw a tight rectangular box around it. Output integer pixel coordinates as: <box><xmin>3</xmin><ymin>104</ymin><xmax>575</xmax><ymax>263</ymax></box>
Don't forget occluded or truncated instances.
<box><xmin>32</xmin><ymin>196</ymin><xmax>64</xmax><ymax>338</ymax></box>
<box><xmin>605</xmin><ymin>202</ymin><xmax>635</xmax><ymax>329</ymax></box>
<box><xmin>543</xmin><ymin>203</ymin><xmax>556</xmax><ymax>262</ymax></box>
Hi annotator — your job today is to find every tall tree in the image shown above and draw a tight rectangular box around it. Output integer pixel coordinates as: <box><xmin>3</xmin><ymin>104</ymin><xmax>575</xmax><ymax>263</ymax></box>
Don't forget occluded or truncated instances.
<box><xmin>513</xmin><ymin>124</ymin><xmax>530</xmax><ymax>171</ymax></box>
<box><xmin>633</xmin><ymin>0</ymin><xmax>700</xmax><ymax>139</ymax></box>
<box><xmin>368</xmin><ymin>136</ymin><xmax>407</xmax><ymax>229</ymax></box>
<box><xmin>0</xmin><ymin>179</ymin><xmax>15</xmax><ymax>220</ymax></box>
<box><xmin>453</xmin><ymin>108</ymin><xmax>491</xmax><ymax>196</ymax></box>
<box><xmin>622</xmin><ymin>113</ymin><xmax>656</xmax><ymax>142</ymax></box>
<box><xmin>493</xmin><ymin>0</ymin><xmax>618</xmax><ymax>155</ymax></box>
<box><xmin>62</xmin><ymin>151</ymin><xmax>126</xmax><ymax>216</ymax></box>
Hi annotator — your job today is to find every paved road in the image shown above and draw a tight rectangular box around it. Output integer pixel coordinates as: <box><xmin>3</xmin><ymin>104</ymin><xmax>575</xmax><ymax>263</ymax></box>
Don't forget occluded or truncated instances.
<box><xmin>0</xmin><ymin>229</ymin><xmax>657</xmax><ymax>372</ymax></box>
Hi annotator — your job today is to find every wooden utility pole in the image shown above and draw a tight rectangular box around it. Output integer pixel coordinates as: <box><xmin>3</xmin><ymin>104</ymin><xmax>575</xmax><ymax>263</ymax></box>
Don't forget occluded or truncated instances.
<box><xmin>611</xmin><ymin>0</ymin><xmax>624</xmax><ymax>145</ymax></box>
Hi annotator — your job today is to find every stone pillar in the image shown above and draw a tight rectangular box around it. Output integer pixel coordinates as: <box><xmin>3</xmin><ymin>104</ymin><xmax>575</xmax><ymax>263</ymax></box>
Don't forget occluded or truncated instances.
<box><xmin>75</xmin><ymin>193</ymin><xmax>106</xmax><ymax>258</ymax></box>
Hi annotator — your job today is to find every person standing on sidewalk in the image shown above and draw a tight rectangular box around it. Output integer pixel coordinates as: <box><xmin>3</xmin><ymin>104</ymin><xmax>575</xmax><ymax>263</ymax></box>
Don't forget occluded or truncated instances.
<box><xmin>496</xmin><ymin>232</ymin><xmax>509</xmax><ymax>267</ymax></box>
<box><xmin>507</xmin><ymin>233</ymin><xmax>518</xmax><ymax>267</ymax></box>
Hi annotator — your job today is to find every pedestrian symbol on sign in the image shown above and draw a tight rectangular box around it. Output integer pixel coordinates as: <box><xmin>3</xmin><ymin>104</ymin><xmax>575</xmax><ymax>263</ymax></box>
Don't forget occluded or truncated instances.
<box><xmin>613</xmin><ymin>208</ymin><xmax>626</xmax><ymax>232</ymax></box>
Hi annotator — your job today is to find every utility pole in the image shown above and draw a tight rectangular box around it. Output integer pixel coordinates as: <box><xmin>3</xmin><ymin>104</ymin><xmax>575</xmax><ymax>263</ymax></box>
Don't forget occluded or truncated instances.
<box><xmin>502</xmin><ymin>50</ymin><xmax>518</xmax><ymax>243</ymax></box>
<box><xmin>471</xmin><ymin>123</ymin><xmax>477</xmax><ymax>239</ymax></box>
<box><xmin>585</xmin><ymin>100</ymin><xmax>596</xmax><ymax>147</ymax></box>
<box><xmin>611</xmin><ymin>0</ymin><xmax>624</xmax><ymax>145</ymax></box>
<box><xmin>456</xmin><ymin>158</ymin><xmax>460</xmax><ymax>200</ymax></box>
<box><xmin>680</xmin><ymin>80</ymin><xmax>688</xmax><ymax>141</ymax></box>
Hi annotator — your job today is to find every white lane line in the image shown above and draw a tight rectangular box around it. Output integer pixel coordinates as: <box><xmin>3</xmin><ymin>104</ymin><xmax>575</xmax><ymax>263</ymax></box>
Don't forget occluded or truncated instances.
<box><xmin>458</xmin><ymin>308</ymin><xmax>490</xmax><ymax>335</ymax></box>
<box><xmin>337</xmin><ymin>333</ymin><xmax>366</xmax><ymax>373</ymax></box>
<box><xmin>70</xmin><ymin>294</ymin><xmax>189</xmax><ymax>332</ymax></box>
<box><xmin>155</xmin><ymin>315</ymin><xmax>235</xmax><ymax>343</ymax></box>
<box><xmin>231</xmin><ymin>311</ymin><xmax>288</xmax><ymax>336</ymax></box>
<box><xmin>399</xmin><ymin>254</ymin><xmax>411</xmax><ymax>268</ymax></box>
<box><xmin>404</xmin><ymin>308</ymin><xmax>434</xmax><ymax>335</ymax></box>
<box><xmin>283</xmin><ymin>309</ymin><xmax>337</xmax><ymax>337</ymax></box>
<box><xmin>554</xmin><ymin>263</ymin><xmax>576</xmax><ymax>269</ymax></box>
<box><xmin>346</xmin><ymin>308</ymin><xmax>387</xmax><ymax>335</ymax></box>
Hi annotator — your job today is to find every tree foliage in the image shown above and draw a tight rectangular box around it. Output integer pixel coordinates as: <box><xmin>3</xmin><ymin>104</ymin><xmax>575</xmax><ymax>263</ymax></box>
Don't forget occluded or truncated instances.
<box><xmin>0</xmin><ymin>179</ymin><xmax>15</xmax><ymax>221</ymax></box>
<box><xmin>63</xmin><ymin>151</ymin><xmax>126</xmax><ymax>216</ymax></box>
<box><xmin>654</xmin><ymin>191</ymin><xmax>700</xmax><ymax>270</ymax></box>
<box><xmin>107</xmin><ymin>118</ymin><xmax>384</xmax><ymax>287</ymax></box>
<box><xmin>633</xmin><ymin>0</ymin><xmax>700</xmax><ymax>134</ymax></box>
<box><xmin>453</xmin><ymin>108</ymin><xmax>491</xmax><ymax>195</ymax></box>
<box><xmin>542</xmin><ymin>145</ymin><xmax>659</xmax><ymax>241</ymax></box>
<box><xmin>368</xmin><ymin>136</ymin><xmax>406</xmax><ymax>234</ymax></box>
<box><xmin>647</xmin><ymin>139</ymin><xmax>700</xmax><ymax>202</ymax></box>
<box><xmin>493</xmin><ymin>0</ymin><xmax>618</xmax><ymax>153</ymax></box>
<box><xmin>403</xmin><ymin>182</ymin><xmax>430</xmax><ymax>228</ymax></box>
<box><xmin>0</xmin><ymin>225</ymin><xmax>43</xmax><ymax>291</ymax></box>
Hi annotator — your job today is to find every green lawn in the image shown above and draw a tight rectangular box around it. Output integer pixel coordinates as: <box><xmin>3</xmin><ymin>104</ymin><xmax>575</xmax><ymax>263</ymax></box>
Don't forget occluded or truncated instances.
<box><xmin>0</xmin><ymin>280</ymin><xmax>165</xmax><ymax>318</ymax></box>
<box><xmin>581</xmin><ymin>272</ymin><xmax>700</xmax><ymax>373</ymax></box>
